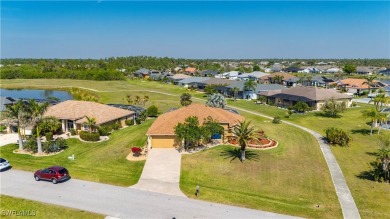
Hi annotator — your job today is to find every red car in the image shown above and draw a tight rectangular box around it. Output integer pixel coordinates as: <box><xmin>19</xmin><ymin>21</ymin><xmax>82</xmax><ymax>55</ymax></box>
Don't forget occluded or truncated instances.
<box><xmin>34</xmin><ymin>166</ymin><xmax>70</xmax><ymax>184</ymax></box>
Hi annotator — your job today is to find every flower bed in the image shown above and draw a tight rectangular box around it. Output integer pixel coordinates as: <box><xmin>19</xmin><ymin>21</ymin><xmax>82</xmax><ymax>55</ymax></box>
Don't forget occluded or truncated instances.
<box><xmin>228</xmin><ymin>135</ymin><xmax>278</xmax><ymax>150</ymax></box>
<box><xmin>131</xmin><ymin>147</ymin><xmax>142</xmax><ymax>156</ymax></box>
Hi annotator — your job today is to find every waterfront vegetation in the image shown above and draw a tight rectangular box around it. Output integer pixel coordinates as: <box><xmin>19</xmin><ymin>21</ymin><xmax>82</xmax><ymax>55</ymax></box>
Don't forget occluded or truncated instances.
<box><xmin>1</xmin><ymin>79</ymin><xmax>389</xmax><ymax>218</ymax></box>
<box><xmin>0</xmin><ymin>195</ymin><xmax>103</xmax><ymax>219</ymax></box>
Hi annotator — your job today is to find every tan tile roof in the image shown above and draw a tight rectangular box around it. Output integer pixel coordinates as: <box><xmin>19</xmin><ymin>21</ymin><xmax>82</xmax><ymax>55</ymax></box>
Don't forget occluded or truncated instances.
<box><xmin>170</xmin><ymin>74</ymin><xmax>191</xmax><ymax>80</ymax></box>
<box><xmin>146</xmin><ymin>103</ymin><xmax>244</xmax><ymax>135</ymax></box>
<box><xmin>334</xmin><ymin>78</ymin><xmax>383</xmax><ymax>89</ymax></box>
<box><xmin>185</xmin><ymin>67</ymin><xmax>197</xmax><ymax>73</ymax></box>
<box><xmin>261</xmin><ymin>86</ymin><xmax>352</xmax><ymax>101</ymax></box>
<box><xmin>44</xmin><ymin>100</ymin><xmax>134</xmax><ymax>125</ymax></box>
<box><xmin>260</xmin><ymin>72</ymin><xmax>296</xmax><ymax>81</ymax></box>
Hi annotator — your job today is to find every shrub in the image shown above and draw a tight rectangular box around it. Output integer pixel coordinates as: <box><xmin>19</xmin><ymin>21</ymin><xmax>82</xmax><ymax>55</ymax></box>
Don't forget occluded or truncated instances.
<box><xmin>147</xmin><ymin>105</ymin><xmax>159</xmax><ymax>117</ymax></box>
<box><xmin>272</xmin><ymin>116</ymin><xmax>281</xmax><ymax>124</ymax></box>
<box><xmin>131</xmin><ymin>147</ymin><xmax>142</xmax><ymax>156</ymax></box>
<box><xmin>324</xmin><ymin>127</ymin><xmax>352</xmax><ymax>146</ymax></box>
<box><xmin>135</xmin><ymin>118</ymin><xmax>142</xmax><ymax>124</ymax></box>
<box><xmin>24</xmin><ymin>138</ymin><xmax>37</xmax><ymax>153</ymax></box>
<box><xmin>70</xmin><ymin>128</ymin><xmax>77</xmax><ymax>136</ymax></box>
<box><xmin>0</xmin><ymin>125</ymin><xmax>7</xmax><ymax>132</ymax></box>
<box><xmin>42</xmin><ymin>138</ymin><xmax>67</xmax><ymax>153</ymax></box>
<box><xmin>79</xmin><ymin>131</ymin><xmax>100</xmax><ymax>142</ymax></box>
<box><xmin>112</xmin><ymin>122</ymin><xmax>121</xmax><ymax>130</ymax></box>
<box><xmin>45</xmin><ymin>132</ymin><xmax>53</xmax><ymax>141</ymax></box>
<box><xmin>98</xmin><ymin>126</ymin><xmax>111</xmax><ymax>136</ymax></box>
<box><xmin>293</xmin><ymin>101</ymin><xmax>309</xmax><ymax>113</ymax></box>
<box><xmin>125</xmin><ymin>119</ymin><xmax>134</xmax><ymax>126</ymax></box>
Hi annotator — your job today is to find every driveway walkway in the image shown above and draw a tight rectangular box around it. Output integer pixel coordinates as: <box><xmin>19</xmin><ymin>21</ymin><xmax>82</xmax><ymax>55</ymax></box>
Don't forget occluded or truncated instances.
<box><xmin>1</xmin><ymin>169</ymin><xmax>298</xmax><ymax>219</ymax></box>
<box><xmin>227</xmin><ymin>105</ymin><xmax>361</xmax><ymax>219</ymax></box>
<box><xmin>131</xmin><ymin>148</ymin><xmax>185</xmax><ymax>197</ymax></box>
<box><xmin>0</xmin><ymin>133</ymin><xmax>18</xmax><ymax>147</ymax></box>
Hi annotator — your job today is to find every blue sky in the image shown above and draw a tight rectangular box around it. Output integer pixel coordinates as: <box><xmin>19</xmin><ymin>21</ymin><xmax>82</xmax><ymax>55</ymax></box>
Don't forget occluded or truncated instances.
<box><xmin>1</xmin><ymin>1</ymin><xmax>389</xmax><ymax>59</ymax></box>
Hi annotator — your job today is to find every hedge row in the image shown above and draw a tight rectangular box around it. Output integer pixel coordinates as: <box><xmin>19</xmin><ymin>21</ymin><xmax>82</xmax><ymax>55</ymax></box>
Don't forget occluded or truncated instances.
<box><xmin>79</xmin><ymin>131</ymin><xmax>100</xmax><ymax>142</ymax></box>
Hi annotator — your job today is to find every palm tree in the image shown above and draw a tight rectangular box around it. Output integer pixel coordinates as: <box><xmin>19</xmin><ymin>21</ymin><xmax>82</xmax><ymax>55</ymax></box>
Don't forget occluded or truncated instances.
<box><xmin>5</xmin><ymin>100</ymin><xmax>26</xmax><ymax>151</ymax></box>
<box><xmin>135</xmin><ymin>95</ymin><xmax>141</xmax><ymax>105</ymax></box>
<box><xmin>126</xmin><ymin>95</ymin><xmax>134</xmax><ymax>105</ymax></box>
<box><xmin>363</xmin><ymin>75</ymin><xmax>377</xmax><ymax>95</ymax></box>
<box><xmin>243</xmin><ymin>79</ymin><xmax>257</xmax><ymax>99</ymax></box>
<box><xmin>232</xmin><ymin>87</ymin><xmax>239</xmax><ymax>101</ymax></box>
<box><xmin>142</xmin><ymin>95</ymin><xmax>149</xmax><ymax>106</ymax></box>
<box><xmin>362</xmin><ymin>108</ymin><xmax>385</xmax><ymax>135</ymax></box>
<box><xmin>28</xmin><ymin>100</ymin><xmax>49</xmax><ymax>154</ymax></box>
<box><xmin>233</xmin><ymin>120</ymin><xmax>257</xmax><ymax>162</ymax></box>
<box><xmin>370</xmin><ymin>93</ymin><xmax>390</xmax><ymax>111</ymax></box>
<box><xmin>273</xmin><ymin>75</ymin><xmax>284</xmax><ymax>85</ymax></box>
<box><xmin>377</xmin><ymin>113</ymin><xmax>389</xmax><ymax>134</ymax></box>
<box><xmin>83</xmin><ymin>116</ymin><xmax>97</xmax><ymax>133</ymax></box>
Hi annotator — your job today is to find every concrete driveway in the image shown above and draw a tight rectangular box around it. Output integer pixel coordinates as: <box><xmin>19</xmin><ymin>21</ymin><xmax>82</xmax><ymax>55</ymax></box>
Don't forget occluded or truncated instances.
<box><xmin>0</xmin><ymin>169</ymin><xmax>299</xmax><ymax>219</ymax></box>
<box><xmin>0</xmin><ymin>133</ymin><xmax>18</xmax><ymax>147</ymax></box>
<box><xmin>131</xmin><ymin>148</ymin><xmax>185</xmax><ymax>197</ymax></box>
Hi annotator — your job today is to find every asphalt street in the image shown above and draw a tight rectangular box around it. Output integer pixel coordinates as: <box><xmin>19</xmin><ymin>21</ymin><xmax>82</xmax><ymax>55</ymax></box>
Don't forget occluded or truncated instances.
<box><xmin>0</xmin><ymin>169</ymin><xmax>299</xmax><ymax>219</ymax></box>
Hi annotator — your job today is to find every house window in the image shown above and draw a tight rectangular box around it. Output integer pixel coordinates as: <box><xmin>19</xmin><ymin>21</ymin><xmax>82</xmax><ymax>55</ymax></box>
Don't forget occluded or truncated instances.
<box><xmin>83</xmin><ymin>124</ymin><xmax>89</xmax><ymax>132</ymax></box>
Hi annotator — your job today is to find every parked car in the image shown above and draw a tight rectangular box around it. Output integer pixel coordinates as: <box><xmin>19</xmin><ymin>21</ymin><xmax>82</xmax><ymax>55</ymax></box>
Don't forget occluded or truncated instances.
<box><xmin>34</xmin><ymin>166</ymin><xmax>70</xmax><ymax>184</ymax></box>
<box><xmin>0</xmin><ymin>158</ymin><xmax>11</xmax><ymax>171</ymax></box>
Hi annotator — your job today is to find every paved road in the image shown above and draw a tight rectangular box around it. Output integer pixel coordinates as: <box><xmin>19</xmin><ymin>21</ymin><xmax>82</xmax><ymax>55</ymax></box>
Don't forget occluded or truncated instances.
<box><xmin>227</xmin><ymin>105</ymin><xmax>361</xmax><ymax>219</ymax></box>
<box><xmin>131</xmin><ymin>148</ymin><xmax>185</xmax><ymax>197</ymax></box>
<box><xmin>1</xmin><ymin>169</ymin><xmax>299</xmax><ymax>219</ymax></box>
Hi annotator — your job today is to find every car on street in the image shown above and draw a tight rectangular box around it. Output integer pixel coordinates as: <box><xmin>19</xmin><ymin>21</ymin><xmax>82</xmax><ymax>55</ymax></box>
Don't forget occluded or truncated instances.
<box><xmin>0</xmin><ymin>158</ymin><xmax>11</xmax><ymax>171</ymax></box>
<box><xmin>34</xmin><ymin>166</ymin><xmax>70</xmax><ymax>184</ymax></box>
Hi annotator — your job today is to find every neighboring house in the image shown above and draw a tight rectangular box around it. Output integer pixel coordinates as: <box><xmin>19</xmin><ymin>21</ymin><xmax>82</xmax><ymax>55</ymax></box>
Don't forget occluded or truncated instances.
<box><xmin>379</xmin><ymin>68</ymin><xmax>390</xmax><ymax>75</ymax></box>
<box><xmin>237</xmin><ymin>71</ymin><xmax>269</xmax><ymax>81</ymax></box>
<box><xmin>356</xmin><ymin>66</ymin><xmax>373</xmax><ymax>75</ymax></box>
<box><xmin>298</xmin><ymin>67</ymin><xmax>322</xmax><ymax>74</ymax></box>
<box><xmin>302</xmin><ymin>76</ymin><xmax>335</xmax><ymax>87</ymax></box>
<box><xmin>216</xmin><ymin>71</ymin><xmax>242</xmax><ymax>80</ymax></box>
<box><xmin>149</xmin><ymin>72</ymin><xmax>169</xmax><ymax>81</ymax></box>
<box><xmin>44</xmin><ymin>100</ymin><xmax>135</xmax><ymax>133</ymax></box>
<box><xmin>325</xmin><ymin>67</ymin><xmax>341</xmax><ymax>73</ymax></box>
<box><xmin>177</xmin><ymin>77</ymin><xmax>210</xmax><ymax>89</ymax></box>
<box><xmin>106</xmin><ymin>104</ymin><xmax>145</xmax><ymax>118</ymax></box>
<box><xmin>200</xmin><ymin>70</ymin><xmax>219</xmax><ymax>77</ymax></box>
<box><xmin>225</xmin><ymin>81</ymin><xmax>285</xmax><ymax>99</ymax></box>
<box><xmin>185</xmin><ymin>67</ymin><xmax>197</xmax><ymax>75</ymax></box>
<box><xmin>332</xmin><ymin>78</ymin><xmax>387</xmax><ymax>95</ymax></box>
<box><xmin>133</xmin><ymin>68</ymin><xmax>150</xmax><ymax>79</ymax></box>
<box><xmin>260</xmin><ymin>72</ymin><xmax>296</xmax><ymax>86</ymax></box>
<box><xmin>259</xmin><ymin>86</ymin><xmax>353</xmax><ymax>110</ymax></box>
<box><xmin>284</xmin><ymin>66</ymin><xmax>302</xmax><ymax>73</ymax></box>
<box><xmin>197</xmin><ymin>78</ymin><xmax>236</xmax><ymax>95</ymax></box>
<box><xmin>167</xmin><ymin>74</ymin><xmax>191</xmax><ymax>84</ymax></box>
<box><xmin>146</xmin><ymin>103</ymin><xmax>244</xmax><ymax>148</ymax></box>
<box><xmin>271</xmin><ymin>63</ymin><xmax>283</xmax><ymax>72</ymax></box>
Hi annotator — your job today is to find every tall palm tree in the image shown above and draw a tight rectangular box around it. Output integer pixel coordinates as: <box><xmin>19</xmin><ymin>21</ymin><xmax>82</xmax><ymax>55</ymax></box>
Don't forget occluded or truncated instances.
<box><xmin>273</xmin><ymin>75</ymin><xmax>284</xmax><ymax>85</ymax></box>
<box><xmin>377</xmin><ymin>113</ymin><xmax>389</xmax><ymax>134</ymax></box>
<box><xmin>83</xmin><ymin>116</ymin><xmax>97</xmax><ymax>133</ymax></box>
<box><xmin>370</xmin><ymin>93</ymin><xmax>390</xmax><ymax>111</ymax></box>
<box><xmin>28</xmin><ymin>100</ymin><xmax>49</xmax><ymax>154</ymax></box>
<box><xmin>5</xmin><ymin>100</ymin><xmax>26</xmax><ymax>151</ymax></box>
<box><xmin>363</xmin><ymin>75</ymin><xmax>377</xmax><ymax>95</ymax></box>
<box><xmin>243</xmin><ymin>79</ymin><xmax>257</xmax><ymax>99</ymax></box>
<box><xmin>233</xmin><ymin>120</ymin><xmax>257</xmax><ymax>162</ymax></box>
<box><xmin>232</xmin><ymin>87</ymin><xmax>239</xmax><ymax>101</ymax></box>
<box><xmin>362</xmin><ymin>108</ymin><xmax>385</xmax><ymax>135</ymax></box>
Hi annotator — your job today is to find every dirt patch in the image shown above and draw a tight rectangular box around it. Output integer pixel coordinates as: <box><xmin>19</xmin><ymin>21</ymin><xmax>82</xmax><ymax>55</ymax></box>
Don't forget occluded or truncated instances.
<box><xmin>126</xmin><ymin>152</ymin><xmax>147</xmax><ymax>161</ymax></box>
<box><xmin>13</xmin><ymin>149</ymin><xmax>64</xmax><ymax>157</ymax></box>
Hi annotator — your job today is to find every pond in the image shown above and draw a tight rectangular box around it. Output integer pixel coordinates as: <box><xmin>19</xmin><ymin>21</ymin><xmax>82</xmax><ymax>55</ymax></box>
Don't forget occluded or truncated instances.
<box><xmin>0</xmin><ymin>88</ymin><xmax>73</xmax><ymax>101</ymax></box>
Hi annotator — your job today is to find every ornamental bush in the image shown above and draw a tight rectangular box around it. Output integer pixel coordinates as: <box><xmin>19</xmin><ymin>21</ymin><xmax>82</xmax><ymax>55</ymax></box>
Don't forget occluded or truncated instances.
<box><xmin>70</xmin><ymin>128</ymin><xmax>77</xmax><ymax>136</ymax></box>
<box><xmin>147</xmin><ymin>105</ymin><xmax>159</xmax><ymax>117</ymax></box>
<box><xmin>45</xmin><ymin>132</ymin><xmax>53</xmax><ymax>141</ymax></box>
<box><xmin>131</xmin><ymin>147</ymin><xmax>142</xmax><ymax>156</ymax></box>
<box><xmin>98</xmin><ymin>126</ymin><xmax>111</xmax><ymax>136</ymax></box>
<box><xmin>125</xmin><ymin>119</ymin><xmax>134</xmax><ymax>126</ymax></box>
<box><xmin>272</xmin><ymin>116</ymin><xmax>281</xmax><ymax>124</ymax></box>
<box><xmin>79</xmin><ymin>131</ymin><xmax>100</xmax><ymax>142</ymax></box>
<box><xmin>324</xmin><ymin>127</ymin><xmax>352</xmax><ymax>146</ymax></box>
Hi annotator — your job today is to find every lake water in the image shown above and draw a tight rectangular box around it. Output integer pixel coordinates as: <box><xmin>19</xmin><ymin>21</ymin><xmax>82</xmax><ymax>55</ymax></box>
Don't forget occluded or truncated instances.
<box><xmin>0</xmin><ymin>88</ymin><xmax>73</xmax><ymax>101</ymax></box>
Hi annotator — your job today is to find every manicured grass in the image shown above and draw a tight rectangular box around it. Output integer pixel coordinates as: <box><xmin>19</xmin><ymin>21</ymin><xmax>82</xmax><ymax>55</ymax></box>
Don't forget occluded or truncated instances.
<box><xmin>181</xmin><ymin>112</ymin><xmax>342</xmax><ymax>218</ymax></box>
<box><xmin>0</xmin><ymin>120</ymin><xmax>153</xmax><ymax>186</ymax></box>
<box><xmin>0</xmin><ymin>195</ymin><xmax>103</xmax><ymax>218</ymax></box>
<box><xmin>3</xmin><ymin>79</ymin><xmax>388</xmax><ymax>218</ymax></box>
<box><xmin>228</xmin><ymin>100</ymin><xmax>390</xmax><ymax>219</ymax></box>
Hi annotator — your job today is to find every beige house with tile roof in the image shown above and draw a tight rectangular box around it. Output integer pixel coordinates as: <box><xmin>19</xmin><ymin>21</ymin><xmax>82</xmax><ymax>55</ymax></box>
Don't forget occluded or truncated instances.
<box><xmin>259</xmin><ymin>86</ymin><xmax>353</xmax><ymax>110</ymax></box>
<box><xmin>146</xmin><ymin>103</ymin><xmax>244</xmax><ymax>148</ymax></box>
<box><xmin>44</xmin><ymin>100</ymin><xmax>135</xmax><ymax>133</ymax></box>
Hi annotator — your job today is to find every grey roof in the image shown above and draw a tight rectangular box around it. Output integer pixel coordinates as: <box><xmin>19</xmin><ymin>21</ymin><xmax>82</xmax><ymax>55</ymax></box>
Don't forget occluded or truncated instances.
<box><xmin>201</xmin><ymin>70</ymin><xmax>219</xmax><ymax>75</ymax></box>
<box><xmin>178</xmin><ymin>77</ymin><xmax>210</xmax><ymax>84</ymax></box>
<box><xmin>198</xmin><ymin>78</ymin><xmax>236</xmax><ymax>86</ymax></box>
<box><xmin>238</xmin><ymin>71</ymin><xmax>269</xmax><ymax>79</ymax></box>
<box><xmin>227</xmin><ymin>81</ymin><xmax>286</xmax><ymax>92</ymax></box>
<box><xmin>0</xmin><ymin>96</ymin><xmax>17</xmax><ymax>111</ymax></box>
<box><xmin>260</xmin><ymin>86</ymin><xmax>352</xmax><ymax>102</ymax></box>
<box><xmin>286</xmin><ymin>77</ymin><xmax>300</xmax><ymax>83</ymax></box>
<box><xmin>135</xmin><ymin>68</ymin><xmax>149</xmax><ymax>74</ymax></box>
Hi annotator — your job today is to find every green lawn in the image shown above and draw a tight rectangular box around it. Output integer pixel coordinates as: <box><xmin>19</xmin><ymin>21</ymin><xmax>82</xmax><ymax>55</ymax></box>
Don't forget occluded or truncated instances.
<box><xmin>181</xmin><ymin>112</ymin><xmax>342</xmax><ymax>218</ymax></box>
<box><xmin>2</xmin><ymin>79</ymin><xmax>389</xmax><ymax>218</ymax></box>
<box><xmin>227</xmin><ymin>100</ymin><xmax>390</xmax><ymax>219</ymax></box>
<box><xmin>0</xmin><ymin>120</ymin><xmax>152</xmax><ymax>186</ymax></box>
<box><xmin>0</xmin><ymin>195</ymin><xmax>103</xmax><ymax>218</ymax></box>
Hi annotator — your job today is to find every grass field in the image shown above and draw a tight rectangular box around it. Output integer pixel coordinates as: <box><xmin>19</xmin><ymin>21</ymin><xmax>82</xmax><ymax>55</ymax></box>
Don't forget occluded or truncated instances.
<box><xmin>181</xmin><ymin>111</ymin><xmax>342</xmax><ymax>218</ymax></box>
<box><xmin>0</xmin><ymin>195</ymin><xmax>103</xmax><ymax>218</ymax></box>
<box><xmin>0</xmin><ymin>120</ymin><xmax>152</xmax><ymax>186</ymax></box>
<box><xmin>1</xmin><ymin>79</ymin><xmax>389</xmax><ymax>218</ymax></box>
